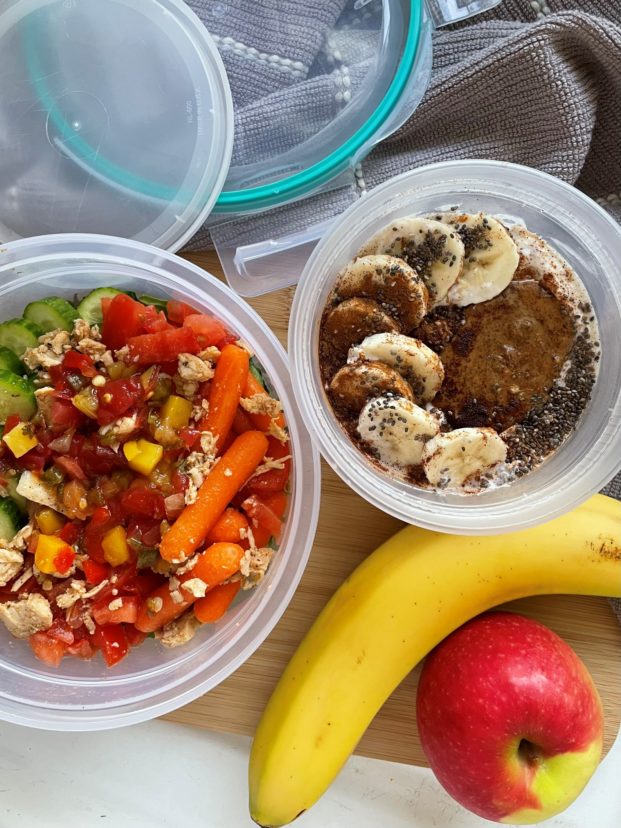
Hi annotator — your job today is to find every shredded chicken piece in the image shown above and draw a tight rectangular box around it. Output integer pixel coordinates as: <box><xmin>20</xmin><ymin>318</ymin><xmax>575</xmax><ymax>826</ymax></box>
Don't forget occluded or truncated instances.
<box><xmin>10</xmin><ymin>566</ymin><xmax>34</xmax><ymax>592</ymax></box>
<box><xmin>182</xmin><ymin>446</ymin><xmax>218</xmax><ymax>505</ymax></box>
<box><xmin>82</xmin><ymin>611</ymin><xmax>96</xmax><ymax>635</ymax></box>
<box><xmin>23</xmin><ymin>329</ymin><xmax>71</xmax><ymax>370</ymax></box>
<box><xmin>199</xmin><ymin>431</ymin><xmax>217</xmax><ymax>456</ymax></box>
<box><xmin>268</xmin><ymin>419</ymin><xmax>289</xmax><ymax>444</ymax></box>
<box><xmin>115</xmin><ymin>345</ymin><xmax>130</xmax><ymax>362</ymax></box>
<box><xmin>0</xmin><ymin>593</ymin><xmax>53</xmax><ymax>638</ymax></box>
<box><xmin>155</xmin><ymin>611</ymin><xmax>201</xmax><ymax>648</ymax></box>
<box><xmin>198</xmin><ymin>346</ymin><xmax>220</xmax><ymax>364</ymax></box>
<box><xmin>248</xmin><ymin>455</ymin><xmax>292</xmax><ymax>480</ymax></box>
<box><xmin>98</xmin><ymin>413</ymin><xmax>139</xmax><ymax>443</ymax></box>
<box><xmin>78</xmin><ymin>338</ymin><xmax>109</xmax><ymax>361</ymax></box>
<box><xmin>240</xmin><ymin>393</ymin><xmax>282</xmax><ymax>418</ymax></box>
<box><xmin>0</xmin><ymin>547</ymin><xmax>24</xmax><ymax>588</ymax></box>
<box><xmin>55</xmin><ymin>580</ymin><xmax>87</xmax><ymax>609</ymax></box>
<box><xmin>239</xmin><ymin>546</ymin><xmax>274</xmax><ymax>590</ymax></box>
<box><xmin>173</xmin><ymin>374</ymin><xmax>199</xmax><ymax>399</ymax></box>
<box><xmin>1</xmin><ymin>522</ymin><xmax>33</xmax><ymax>553</ymax></box>
<box><xmin>177</xmin><ymin>353</ymin><xmax>214</xmax><ymax>383</ymax></box>
<box><xmin>181</xmin><ymin>578</ymin><xmax>207</xmax><ymax>598</ymax></box>
<box><xmin>175</xmin><ymin>556</ymin><xmax>199</xmax><ymax>576</ymax></box>
<box><xmin>72</xmin><ymin>319</ymin><xmax>101</xmax><ymax>342</ymax></box>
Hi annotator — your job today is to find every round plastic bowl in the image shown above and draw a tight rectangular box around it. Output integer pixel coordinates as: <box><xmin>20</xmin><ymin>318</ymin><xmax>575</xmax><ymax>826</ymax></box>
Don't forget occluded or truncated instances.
<box><xmin>290</xmin><ymin>160</ymin><xmax>621</xmax><ymax>535</ymax></box>
<box><xmin>0</xmin><ymin>235</ymin><xmax>320</xmax><ymax>730</ymax></box>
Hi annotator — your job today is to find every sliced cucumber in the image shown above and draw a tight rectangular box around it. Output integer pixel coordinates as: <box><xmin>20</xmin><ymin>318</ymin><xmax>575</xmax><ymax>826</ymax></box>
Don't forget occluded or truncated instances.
<box><xmin>0</xmin><ymin>369</ymin><xmax>36</xmax><ymax>424</ymax></box>
<box><xmin>76</xmin><ymin>287</ymin><xmax>123</xmax><ymax>324</ymax></box>
<box><xmin>138</xmin><ymin>294</ymin><xmax>167</xmax><ymax>313</ymax></box>
<box><xmin>0</xmin><ymin>318</ymin><xmax>43</xmax><ymax>357</ymax></box>
<box><xmin>0</xmin><ymin>496</ymin><xmax>24</xmax><ymax>542</ymax></box>
<box><xmin>0</xmin><ymin>346</ymin><xmax>26</xmax><ymax>375</ymax></box>
<box><xmin>24</xmin><ymin>297</ymin><xmax>78</xmax><ymax>333</ymax></box>
<box><xmin>5</xmin><ymin>474</ymin><xmax>27</xmax><ymax>514</ymax></box>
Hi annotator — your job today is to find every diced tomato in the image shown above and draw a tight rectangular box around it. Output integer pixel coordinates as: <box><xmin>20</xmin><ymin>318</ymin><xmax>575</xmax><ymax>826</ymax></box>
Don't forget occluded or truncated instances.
<box><xmin>121</xmin><ymin>572</ymin><xmax>162</xmax><ymax>600</ymax></box>
<box><xmin>124</xmin><ymin>626</ymin><xmax>147</xmax><ymax>648</ymax></box>
<box><xmin>171</xmin><ymin>470</ymin><xmax>188</xmax><ymax>494</ymax></box>
<box><xmin>92</xmin><ymin>595</ymin><xmax>139</xmax><ymax>626</ymax></box>
<box><xmin>242</xmin><ymin>443</ymin><xmax>290</xmax><ymax>497</ymax></box>
<box><xmin>53</xmin><ymin>546</ymin><xmax>76</xmax><ymax>576</ymax></box>
<box><xmin>63</xmin><ymin>350</ymin><xmax>97</xmax><ymax>378</ymax></box>
<box><xmin>49</xmin><ymin>395</ymin><xmax>86</xmax><ymax>431</ymax></box>
<box><xmin>54</xmin><ymin>455</ymin><xmax>87</xmax><ymax>482</ymax></box>
<box><xmin>261</xmin><ymin>490</ymin><xmax>288</xmax><ymax>520</ymax></box>
<box><xmin>242</xmin><ymin>494</ymin><xmax>283</xmax><ymax>541</ymax></box>
<box><xmin>66</xmin><ymin>636</ymin><xmax>96</xmax><ymax>660</ymax></box>
<box><xmin>46</xmin><ymin>617</ymin><xmax>75</xmax><ymax>646</ymax></box>
<box><xmin>120</xmin><ymin>485</ymin><xmax>165</xmax><ymax>519</ymax></box>
<box><xmin>126</xmin><ymin>517</ymin><xmax>161</xmax><ymax>548</ymax></box>
<box><xmin>141</xmin><ymin>305</ymin><xmax>172</xmax><ymax>334</ymax></box>
<box><xmin>96</xmin><ymin>374</ymin><xmax>143</xmax><ymax>425</ymax></box>
<box><xmin>183</xmin><ymin>314</ymin><xmax>232</xmax><ymax>348</ymax></box>
<box><xmin>29</xmin><ymin>632</ymin><xmax>66</xmax><ymax>667</ymax></box>
<box><xmin>101</xmin><ymin>293</ymin><xmax>146</xmax><ymax>350</ymax></box>
<box><xmin>84</xmin><ymin>506</ymin><xmax>116</xmax><ymax>563</ymax></box>
<box><xmin>179</xmin><ymin>427</ymin><xmax>201</xmax><ymax>450</ymax></box>
<box><xmin>82</xmin><ymin>559</ymin><xmax>110</xmax><ymax>585</ymax></box>
<box><xmin>3</xmin><ymin>414</ymin><xmax>21</xmax><ymax>433</ymax></box>
<box><xmin>79</xmin><ymin>438</ymin><xmax>127</xmax><ymax>476</ymax></box>
<box><xmin>90</xmin><ymin>623</ymin><xmax>129</xmax><ymax>667</ymax></box>
<box><xmin>167</xmin><ymin>299</ymin><xmax>198</xmax><ymax>324</ymax></box>
<box><xmin>251</xmin><ymin>525</ymin><xmax>272</xmax><ymax>548</ymax></box>
<box><xmin>232</xmin><ymin>407</ymin><xmax>254</xmax><ymax>435</ymax></box>
<box><xmin>58</xmin><ymin>522</ymin><xmax>80</xmax><ymax>545</ymax></box>
<box><xmin>127</xmin><ymin>326</ymin><xmax>200</xmax><ymax>365</ymax></box>
<box><xmin>16</xmin><ymin>443</ymin><xmax>52</xmax><ymax>472</ymax></box>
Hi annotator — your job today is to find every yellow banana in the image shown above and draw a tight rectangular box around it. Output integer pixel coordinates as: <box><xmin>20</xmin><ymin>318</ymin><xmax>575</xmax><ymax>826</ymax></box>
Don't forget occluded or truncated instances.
<box><xmin>249</xmin><ymin>494</ymin><xmax>621</xmax><ymax>826</ymax></box>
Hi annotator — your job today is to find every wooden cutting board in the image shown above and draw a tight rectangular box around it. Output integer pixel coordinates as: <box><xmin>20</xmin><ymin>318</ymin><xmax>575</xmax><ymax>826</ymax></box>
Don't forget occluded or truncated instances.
<box><xmin>164</xmin><ymin>251</ymin><xmax>621</xmax><ymax>766</ymax></box>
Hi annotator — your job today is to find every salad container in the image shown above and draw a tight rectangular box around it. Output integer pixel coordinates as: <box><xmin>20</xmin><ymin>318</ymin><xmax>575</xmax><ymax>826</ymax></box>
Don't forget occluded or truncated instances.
<box><xmin>289</xmin><ymin>160</ymin><xmax>621</xmax><ymax>535</ymax></box>
<box><xmin>0</xmin><ymin>235</ymin><xmax>320</xmax><ymax>730</ymax></box>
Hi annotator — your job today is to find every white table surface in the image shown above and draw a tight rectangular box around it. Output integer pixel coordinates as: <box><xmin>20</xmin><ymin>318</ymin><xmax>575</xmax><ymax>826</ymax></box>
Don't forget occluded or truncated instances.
<box><xmin>0</xmin><ymin>720</ymin><xmax>618</xmax><ymax>827</ymax></box>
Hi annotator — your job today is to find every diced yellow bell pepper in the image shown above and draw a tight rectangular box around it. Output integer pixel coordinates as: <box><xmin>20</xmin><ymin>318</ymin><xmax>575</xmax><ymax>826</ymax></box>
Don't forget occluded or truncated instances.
<box><xmin>101</xmin><ymin>525</ymin><xmax>131</xmax><ymax>567</ymax></box>
<box><xmin>160</xmin><ymin>395</ymin><xmax>193</xmax><ymax>430</ymax></box>
<box><xmin>36</xmin><ymin>508</ymin><xmax>65</xmax><ymax>535</ymax></box>
<box><xmin>123</xmin><ymin>439</ymin><xmax>164</xmax><ymax>476</ymax></box>
<box><xmin>35</xmin><ymin>534</ymin><xmax>72</xmax><ymax>575</ymax></box>
<box><xmin>2</xmin><ymin>422</ymin><xmax>39</xmax><ymax>458</ymax></box>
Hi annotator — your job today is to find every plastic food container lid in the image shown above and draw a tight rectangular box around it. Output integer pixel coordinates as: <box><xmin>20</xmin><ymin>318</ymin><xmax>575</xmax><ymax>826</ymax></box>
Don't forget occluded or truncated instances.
<box><xmin>0</xmin><ymin>0</ymin><xmax>233</xmax><ymax>251</ymax></box>
<box><xmin>213</xmin><ymin>0</ymin><xmax>424</xmax><ymax>214</ymax></box>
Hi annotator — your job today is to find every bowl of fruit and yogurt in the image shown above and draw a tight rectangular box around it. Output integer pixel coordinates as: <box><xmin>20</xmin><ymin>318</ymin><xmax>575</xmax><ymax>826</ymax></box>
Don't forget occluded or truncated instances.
<box><xmin>290</xmin><ymin>161</ymin><xmax>621</xmax><ymax>534</ymax></box>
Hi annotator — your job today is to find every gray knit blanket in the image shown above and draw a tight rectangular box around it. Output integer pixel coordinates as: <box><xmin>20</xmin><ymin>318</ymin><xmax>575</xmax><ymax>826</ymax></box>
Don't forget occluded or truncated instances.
<box><xmin>186</xmin><ymin>0</ymin><xmax>621</xmax><ymax>618</ymax></box>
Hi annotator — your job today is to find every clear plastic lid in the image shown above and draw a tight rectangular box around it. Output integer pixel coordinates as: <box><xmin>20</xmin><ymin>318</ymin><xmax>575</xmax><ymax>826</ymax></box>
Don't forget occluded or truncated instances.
<box><xmin>0</xmin><ymin>0</ymin><xmax>233</xmax><ymax>251</ymax></box>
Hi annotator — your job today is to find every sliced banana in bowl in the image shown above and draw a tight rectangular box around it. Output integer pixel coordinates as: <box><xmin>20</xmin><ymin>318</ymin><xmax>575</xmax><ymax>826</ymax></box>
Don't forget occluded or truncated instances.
<box><xmin>328</xmin><ymin>361</ymin><xmax>414</xmax><ymax>414</ymax></box>
<box><xmin>433</xmin><ymin>212</ymin><xmax>520</xmax><ymax>307</ymax></box>
<box><xmin>357</xmin><ymin>395</ymin><xmax>440</xmax><ymax>468</ymax></box>
<box><xmin>321</xmin><ymin>297</ymin><xmax>400</xmax><ymax>366</ymax></box>
<box><xmin>334</xmin><ymin>254</ymin><xmax>429</xmax><ymax>330</ymax></box>
<box><xmin>348</xmin><ymin>332</ymin><xmax>444</xmax><ymax>404</ymax></box>
<box><xmin>358</xmin><ymin>218</ymin><xmax>465</xmax><ymax>307</ymax></box>
<box><xmin>421</xmin><ymin>427</ymin><xmax>508</xmax><ymax>490</ymax></box>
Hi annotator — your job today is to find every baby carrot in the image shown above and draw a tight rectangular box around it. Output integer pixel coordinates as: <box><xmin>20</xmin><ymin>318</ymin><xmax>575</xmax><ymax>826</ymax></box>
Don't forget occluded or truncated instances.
<box><xmin>160</xmin><ymin>431</ymin><xmax>269</xmax><ymax>562</ymax></box>
<box><xmin>243</xmin><ymin>372</ymin><xmax>287</xmax><ymax>433</ymax></box>
<box><xmin>206</xmin><ymin>507</ymin><xmax>249</xmax><ymax>544</ymax></box>
<box><xmin>135</xmin><ymin>542</ymin><xmax>244</xmax><ymax>633</ymax></box>
<box><xmin>194</xmin><ymin>581</ymin><xmax>241</xmax><ymax>624</ymax></box>
<box><xmin>201</xmin><ymin>344</ymin><xmax>249</xmax><ymax>453</ymax></box>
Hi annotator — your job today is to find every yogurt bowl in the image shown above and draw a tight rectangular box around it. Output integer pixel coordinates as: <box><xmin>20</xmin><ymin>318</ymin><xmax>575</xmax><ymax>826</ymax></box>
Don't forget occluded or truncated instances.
<box><xmin>0</xmin><ymin>234</ymin><xmax>320</xmax><ymax>730</ymax></box>
<box><xmin>289</xmin><ymin>160</ymin><xmax>621</xmax><ymax>535</ymax></box>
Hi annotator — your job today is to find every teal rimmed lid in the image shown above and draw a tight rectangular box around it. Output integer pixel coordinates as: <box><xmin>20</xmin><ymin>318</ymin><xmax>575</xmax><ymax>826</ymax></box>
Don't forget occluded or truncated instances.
<box><xmin>214</xmin><ymin>0</ymin><xmax>424</xmax><ymax>214</ymax></box>
<box><xmin>0</xmin><ymin>0</ymin><xmax>233</xmax><ymax>251</ymax></box>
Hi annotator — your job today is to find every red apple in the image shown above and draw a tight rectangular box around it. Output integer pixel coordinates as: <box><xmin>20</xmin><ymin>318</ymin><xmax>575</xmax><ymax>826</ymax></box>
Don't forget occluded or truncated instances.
<box><xmin>416</xmin><ymin>612</ymin><xmax>603</xmax><ymax>824</ymax></box>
